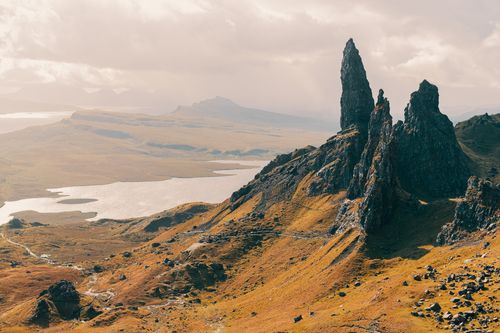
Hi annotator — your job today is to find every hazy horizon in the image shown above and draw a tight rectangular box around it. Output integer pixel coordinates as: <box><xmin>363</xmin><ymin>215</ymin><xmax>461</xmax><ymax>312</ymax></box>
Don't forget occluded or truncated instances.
<box><xmin>1</xmin><ymin>0</ymin><xmax>500</xmax><ymax>120</ymax></box>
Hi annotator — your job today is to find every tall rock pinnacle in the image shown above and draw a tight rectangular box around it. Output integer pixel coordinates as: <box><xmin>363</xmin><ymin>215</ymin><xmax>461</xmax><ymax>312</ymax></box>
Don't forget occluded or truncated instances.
<box><xmin>340</xmin><ymin>38</ymin><xmax>374</xmax><ymax>133</ymax></box>
<box><xmin>394</xmin><ymin>80</ymin><xmax>471</xmax><ymax>198</ymax></box>
<box><xmin>334</xmin><ymin>89</ymin><xmax>400</xmax><ymax>232</ymax></box>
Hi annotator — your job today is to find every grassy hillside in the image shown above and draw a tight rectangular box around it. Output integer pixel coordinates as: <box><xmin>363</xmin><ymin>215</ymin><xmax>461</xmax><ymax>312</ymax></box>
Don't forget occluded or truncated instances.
<box><xmin>456</xmin><ymin>113</ymin><xmax>500</xmax><ymax>182</ymax></box>
<box><xmin>0</xmin><ymin>171</ymin><xmax>497</xmax><ymax>332</ymax></box>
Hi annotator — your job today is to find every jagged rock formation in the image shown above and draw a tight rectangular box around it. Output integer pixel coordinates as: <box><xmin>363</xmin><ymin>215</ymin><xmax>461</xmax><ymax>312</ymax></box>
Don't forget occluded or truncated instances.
<box><xmin>229</xmin><ymin>39</ymin><xmax>377</xmax><ymax>212</ymax></box>
<box><xmin>29</xmin><ymin>280</ymin><xmax>100</xmax><ymax>327</ymax></box>
<box><xmin>393</xmin><ymin>80</ymin><xmax>471</xmax><ymax>198</ymax></box>
<box><xmin>347</xmin><ymin>90</ymin><xmax>393</xmax><ymax>199</ymax></box>
<box><xmin>230</xmin><ymin>128</ymin><xmax>365</xmax><ymax>212</ymax></box>
<box><xmin>231</xmin><ymin>48</ymin><xmax>474</xmax><ymax>236</ymax></box>
<box><xmin>333</xmin><ymin>90</ymin><xmax>405</xmax><ymax>232</ymax></box>
<box><xmin>340</xmin><ymin>38</ymin><xmax>374</xmax><ymax>133</ymax></box>
<box><xmin>437</xmin><ymin>176</ymin><xmax>499</xmax><ymax>245</ymax></box>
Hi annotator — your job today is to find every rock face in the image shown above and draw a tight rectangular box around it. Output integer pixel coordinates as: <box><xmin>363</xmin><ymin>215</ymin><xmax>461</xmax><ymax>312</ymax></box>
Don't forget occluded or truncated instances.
<box><xmin>230</xmin><ymin>128</ymin><xmax>365</xmax><ymax>212</ymax></box>
<box><xmin>351</xmin><ymin>91</ymin><xmax>399</xmax><ymax>231</ymax></box>
<box><xmin>29</xmin><ymin>280</ymin><xmax>99</xmax><ymax>326</ymax></box>
<box><xmin>340</xmin><ymin>38</ymin><xmax>374</xmax><ymax>133</ymax></box>
<box><xmin>347</xmin><ymin>90</ymin><xmax>393</xmax><ymax>199</ymax></box>
<box><xmin>29</xmin><ymin>299</ymin><xmax>51</xmax><ymax>327</ymax></box>
<box><xmin>437</xmin><ymin>176</ymin><xmax>499</xmax><ymax>245</ymax></box>
<box><xmin>334</xmin><ymin>90</ymin><xmax>404</xmax><ymax>232</ymax></box>
<box><xmin>394</xmin><ymin>80</ymin><xmax>471</xmax><ymax>198</ymax></box>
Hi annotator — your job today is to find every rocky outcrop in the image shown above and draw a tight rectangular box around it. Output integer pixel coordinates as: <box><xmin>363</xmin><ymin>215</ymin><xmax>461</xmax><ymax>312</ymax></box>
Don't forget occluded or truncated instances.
<box><xmin>437</xmin><ymin>176</ymin><xmax>499</xmax><ymax>245</ymax></box>
<box><xmin>352</xmin><ymin>92</ymin><xmax>399</xmax><ymax>231</ymax></box>
<box><xmin>142</xmin><ymin>203</ymin><xmax>211</xmax><ymax>232</ymax></box>
<box><xmin>347</xmin><ymin>90</ymin><xmax>392</xmax><ymax>199</ymax></box>
<box><xmin>29</xmin><ymin>280</ymin><xmax>100</xmax><ymax>327</ymax></box>
<box><xmin>230</xmin><ymin>128</ymin><xmax>365</xmax><ymax>212</ymax></box>
<box><xmin>229</xmin><ymin>39</ymin><xmax>378</xmax><ymax>213</ymax></box>
<box><xmin>151</xmin><ymin>262</ymin><xmax>227</xmax><ymax>297</ymax></box>
<box><xmin>394</xmin><ymin>80</ymin><xmax>471</xmax><ymax>198</ymax></box>
<box><xmin>230</xmin><ymin>44</ymin><xmax>473</xmax><ymax>238</ymax></box>
<box><xmin>6</xmin><ymin>217</ymin><xmax>26</xmax><ymax>229</ymax></box>
<box><xmin>29</xmin><ymin>299</ymin><xmax>51</xmax><ymax>327</ymax></box>
<box><xmin>340</xmin><ymin>38</ymin><xmax>374</xmax><ymax>133</ymax></box>
<box><xmin>333</xmin><ymin>90</ymin><xmax>404</xmax><ymax>232</ymax></box>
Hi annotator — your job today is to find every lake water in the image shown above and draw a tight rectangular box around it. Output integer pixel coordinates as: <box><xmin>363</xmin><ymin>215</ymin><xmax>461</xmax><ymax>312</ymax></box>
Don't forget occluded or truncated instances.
<box><xmin>0</xmin><ymin>111</ymin><xmax>73</xmax><ymax>134</ymax></box>
<box><xmin>0</xmin><ymin>160</ymin><xmax>267</xmax><ymax>225</ymax></box>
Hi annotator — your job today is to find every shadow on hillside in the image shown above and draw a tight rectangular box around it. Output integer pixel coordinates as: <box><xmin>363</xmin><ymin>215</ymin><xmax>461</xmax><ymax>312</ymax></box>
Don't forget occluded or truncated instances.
<box><xmin>364</xmin><ymin>199</ymin><xmax>456</xmax><ymax>260</ymax></box>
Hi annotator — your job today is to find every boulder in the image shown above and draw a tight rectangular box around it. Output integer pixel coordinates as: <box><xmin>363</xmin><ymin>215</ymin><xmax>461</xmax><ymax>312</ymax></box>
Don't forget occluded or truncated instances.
<box><xmin>45</xmin><ymin>280</ymin><xmax>80</xmax><ymax>320</ymax></box>
<box><xmin>29</xmin><ymin>299</ymin><xmax>50</xmax><ymax>327</ymax></box>
<box><xmin>28</xmin><ymin>280</ymin><xmax>100</xmax><ymax>327</ymax></box>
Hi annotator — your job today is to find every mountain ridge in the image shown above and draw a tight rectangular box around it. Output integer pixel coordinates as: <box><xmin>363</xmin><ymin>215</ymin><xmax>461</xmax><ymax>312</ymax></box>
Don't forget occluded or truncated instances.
<box><xmin>172</xmin><ymin>96</ymin><xmax>338</xmax><ymax>132</ymax></box>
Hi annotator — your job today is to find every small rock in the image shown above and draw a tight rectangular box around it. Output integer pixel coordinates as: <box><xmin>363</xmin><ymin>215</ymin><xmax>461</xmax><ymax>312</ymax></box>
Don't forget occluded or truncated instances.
<box><xmin>426</xmin><ymin>302</ymin><xmax>441</xmax><ymax>312</ymax></box>
<box><xmin>93</xmin><ymin>265</ymin><xmax>104</xmax><ymax>273</ymax></box>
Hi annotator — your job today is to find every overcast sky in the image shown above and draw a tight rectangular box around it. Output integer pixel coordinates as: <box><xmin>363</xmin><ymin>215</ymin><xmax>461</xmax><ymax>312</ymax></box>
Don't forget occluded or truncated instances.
<box><xmin>0</xmin><ymin>0</ymin><xmax>499</xmax><ymax>119</ymax></box>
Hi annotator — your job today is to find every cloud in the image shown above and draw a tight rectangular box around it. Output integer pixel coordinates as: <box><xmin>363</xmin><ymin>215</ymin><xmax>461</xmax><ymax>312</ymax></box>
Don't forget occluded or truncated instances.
<box><xmin>0</xmin><ymin>0</ymin><xmax>499</xmax><ymax>117</ymax></box>
<box><xmin>484</xmin><ymin>22</ymin><xmax>500</xmax><ymax>48</ymax></box>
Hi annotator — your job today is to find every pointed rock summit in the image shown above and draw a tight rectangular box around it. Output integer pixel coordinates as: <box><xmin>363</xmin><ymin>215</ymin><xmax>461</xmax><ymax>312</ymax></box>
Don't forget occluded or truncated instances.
<box><xmin>394</xmin><ymin>80</ymin><xmax>471</xmax><ymax>198</ymax></box>
<box><xmin>340</xmin><ymin>38</ymin><xmax>374</xmax><ymax>133</ymax></box>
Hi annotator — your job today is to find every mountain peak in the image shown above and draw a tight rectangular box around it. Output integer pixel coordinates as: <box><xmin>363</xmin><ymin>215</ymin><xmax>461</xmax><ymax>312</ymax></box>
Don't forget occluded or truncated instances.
<box><xmin>396</xmin><ymin>80</ymin><xmax>471</xmax><ymax>198</ymax></box>
<box><xmin>340</xmin><ymin>38</ymin><xmax>374</xmax><ymax>133</ymax></box>
<box><xmin>194</xmin><ymin>96</ymin><xmax>239</xmax><ymax>108</ymax></box>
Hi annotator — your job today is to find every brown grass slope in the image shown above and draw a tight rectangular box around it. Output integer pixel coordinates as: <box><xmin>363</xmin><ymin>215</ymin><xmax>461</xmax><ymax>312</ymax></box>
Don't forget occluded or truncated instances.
<box><xmin>1</xmin><ymin>168</ymin><xmax>497</xmax><ymax>332</ymax></box>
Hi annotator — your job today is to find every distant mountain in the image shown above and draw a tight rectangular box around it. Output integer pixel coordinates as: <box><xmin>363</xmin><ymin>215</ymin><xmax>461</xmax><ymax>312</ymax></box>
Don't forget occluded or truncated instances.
<box><xmin>172</xmin><ymin>96</ymin><xmax>338</xmax><ymax>132</ymax></box>
<box><xmin>449</xmin><ymin>106</ymin><xmax>500</xmax><ymax>123</ymax></box>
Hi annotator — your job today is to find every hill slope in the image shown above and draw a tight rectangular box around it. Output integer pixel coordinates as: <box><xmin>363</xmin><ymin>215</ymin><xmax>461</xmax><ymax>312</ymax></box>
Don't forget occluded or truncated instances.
<box><xmin>0</xmin><ymin>39</ymin><xmax>498</xmax><ymax>333</ymax></box>
<box><xmin>455</xmin><ymin>113</ymin><xmax>500</xmax><ymax>182</ymax></box>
